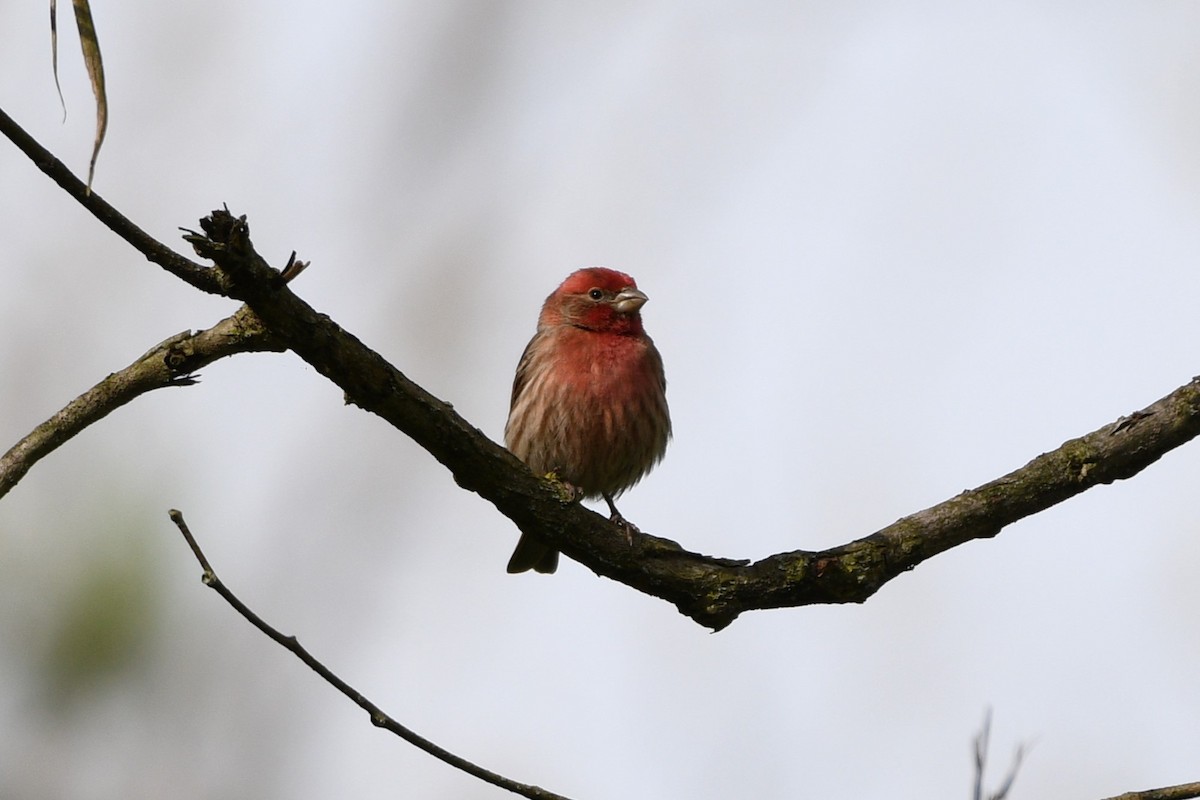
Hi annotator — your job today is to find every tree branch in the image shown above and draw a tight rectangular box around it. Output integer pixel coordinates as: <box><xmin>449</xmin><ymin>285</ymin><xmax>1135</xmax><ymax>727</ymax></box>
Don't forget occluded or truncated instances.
<box><xmin>1102</xmin><ymin>782</ymin><xmax>1200</xmax><ymax>800</ymax></box>
<box><xmin>177</xmin><ymin>208</ymin><xmax>1200</xmax><ymax>630</ymax></box>
<box><xmin>5</xmin><ymin>105</ymin><xmax>1200</xmax><ymax>633</ymax></box>
<box><xmin>166</xmin><ymin>510</ymin><xmax>574</xmax><ymax>800</ymax></box>
<box><xmin>0</xmin><ymin>306</ymin><xmax>283</xmax><ymax>500</ymax></box>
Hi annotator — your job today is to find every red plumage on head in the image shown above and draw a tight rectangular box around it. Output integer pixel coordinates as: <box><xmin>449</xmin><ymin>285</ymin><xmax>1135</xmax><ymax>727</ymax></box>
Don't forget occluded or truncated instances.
<box><xmin>538</xmin><ymin>267</ymin><xmax>645</xmax><ymax>335</ymax></box>
<box><xmin>504</xmin><ymin>267</ymin><xmax>671</xmax><ymax>573</ymax></box>
<box><xmin>555</xmin><ymin>266</ymin><xmax>637</xmax><ymax>295</ymax></box>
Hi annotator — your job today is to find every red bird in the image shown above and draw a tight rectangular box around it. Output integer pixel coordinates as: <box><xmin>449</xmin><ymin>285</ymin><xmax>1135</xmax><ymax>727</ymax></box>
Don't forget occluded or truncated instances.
<box><xmin>504</xmin><ymin>267</ymin><xmax>671</xmax><ymax>573</ymax></box>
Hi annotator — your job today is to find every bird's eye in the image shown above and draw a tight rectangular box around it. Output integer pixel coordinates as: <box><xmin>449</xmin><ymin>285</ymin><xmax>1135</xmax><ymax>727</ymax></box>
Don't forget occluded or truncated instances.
<box><xmin>588</xmin><ymin>288</ymin><xmax>604</xmax><ymax>300</ymax></box>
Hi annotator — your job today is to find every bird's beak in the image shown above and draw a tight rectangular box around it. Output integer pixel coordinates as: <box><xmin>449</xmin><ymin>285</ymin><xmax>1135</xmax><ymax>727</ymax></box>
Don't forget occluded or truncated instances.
<box><xmin>613</xmin><ymin>288</ymin><xmax>648</xmax><ymax>314</ymax></box>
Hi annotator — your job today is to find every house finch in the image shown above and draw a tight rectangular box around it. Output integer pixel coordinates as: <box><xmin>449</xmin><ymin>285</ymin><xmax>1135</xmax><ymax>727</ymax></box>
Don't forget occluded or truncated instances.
<box><xmin>504</xmin><ymin>267</ymin><xmax>671</xmax><ymax>574</ymax></box>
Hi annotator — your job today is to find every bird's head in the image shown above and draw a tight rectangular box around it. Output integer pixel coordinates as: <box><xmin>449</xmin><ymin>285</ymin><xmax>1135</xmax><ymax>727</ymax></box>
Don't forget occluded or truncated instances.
<box><xmin>542</xmin><ymin>267</ymin><xmax>649</xmax><ymax>335</ymax></box>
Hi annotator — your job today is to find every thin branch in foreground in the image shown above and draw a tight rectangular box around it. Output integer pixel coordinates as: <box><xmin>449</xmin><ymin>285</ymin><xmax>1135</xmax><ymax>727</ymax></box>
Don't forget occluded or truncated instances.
<box><xmin>0</xmin><ymin>306</ymin><xmax>283</xmax><ymax>501</ymax></box>
<box><xmin>1102</xmin><ymin>783</ymin><xmax>1200</xmax><ymax>800</ymax></box>
<box><xmin>166</xmin><ymin>510</ymin><xmax>573</xmax><ymax>800</ymax></box>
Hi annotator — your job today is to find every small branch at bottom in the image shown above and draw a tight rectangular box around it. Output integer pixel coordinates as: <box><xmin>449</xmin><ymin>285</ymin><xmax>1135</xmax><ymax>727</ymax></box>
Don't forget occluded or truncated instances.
<box><xmin>1102</xmin><ymin>782</ymin><xmax>1200</xmax><ymax>800</ymax></box>
<box><xmin>972</xmin><ymin>708</ymin><xmax>1026</xmax><ymax>800</ymax></box>
<box><xmin>166</xmin><ymin>509</ymin><xmax>572</xmax><ymax>800</ymax></box>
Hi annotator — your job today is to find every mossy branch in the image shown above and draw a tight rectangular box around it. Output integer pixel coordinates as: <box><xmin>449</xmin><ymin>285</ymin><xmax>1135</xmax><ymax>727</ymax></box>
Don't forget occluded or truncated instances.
<box><xmin>4</xmin><ymin>101</ymin><xmax>1200</xmax><ymax>632</ymax></box>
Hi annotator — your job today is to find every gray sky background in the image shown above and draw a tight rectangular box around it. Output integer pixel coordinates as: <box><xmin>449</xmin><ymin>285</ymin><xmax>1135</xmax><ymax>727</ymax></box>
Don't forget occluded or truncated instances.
<box><xmin>2</xmin><ymin>3</ymin><xmax>1199</xmax><ymax>798</ymax></box>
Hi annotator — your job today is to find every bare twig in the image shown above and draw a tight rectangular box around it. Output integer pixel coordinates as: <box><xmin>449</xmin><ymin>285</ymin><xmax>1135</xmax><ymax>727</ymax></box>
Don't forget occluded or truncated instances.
<box><xmin>972</xmin><ymin>709</ymin><xmax>1026</xmax><ymax>800</ymax></box>
<box><xmin>973</xmin><ymin>709</ymin><xmax>990</xmax><ymax>800</ymax></box>
<box><xmin>166</xmin><ymin>510</ymin><xmax>574</xmax><ymax>800</ymax></box>
<box><xmin>1102</xmin><ymin>783</ymin><xmax>1200</xmax><ymax>800</ymax></box>
<box><xmin>277</xmin><ymin>250</ymin><xmax>309</xmax><ymax>284</ymax></box>
<box><xmin>0</xmin><ymin>306</ymin><xmax>283</xmax><ymax>500</ymax></box>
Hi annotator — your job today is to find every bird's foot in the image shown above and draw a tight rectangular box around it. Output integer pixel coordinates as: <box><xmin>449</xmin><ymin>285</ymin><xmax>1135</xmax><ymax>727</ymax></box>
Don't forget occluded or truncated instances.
<box><xmin>603</xmin><ymin>493</ymin><xmax>639</xmax><ymax>545</ymax></box>
<box><xmin>611</xmin><ymin>513</ymin><xmax>639</xmax><ymax>546</ymax></box>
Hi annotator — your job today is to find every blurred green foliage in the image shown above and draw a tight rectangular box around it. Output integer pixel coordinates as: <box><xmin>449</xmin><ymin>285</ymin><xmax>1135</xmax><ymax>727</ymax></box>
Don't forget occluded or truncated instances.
<box><xmin>35</xmin><ymin>521</ymin><xmax>160</xmax><ymax>714</ymax></box>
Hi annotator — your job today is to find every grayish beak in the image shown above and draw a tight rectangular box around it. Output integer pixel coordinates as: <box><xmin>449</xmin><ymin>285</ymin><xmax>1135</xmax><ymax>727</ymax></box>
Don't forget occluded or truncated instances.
<box><xmin>613</xmin><ymin>288</ymin><xmax>648</xmax><ymax>314</ymax></box>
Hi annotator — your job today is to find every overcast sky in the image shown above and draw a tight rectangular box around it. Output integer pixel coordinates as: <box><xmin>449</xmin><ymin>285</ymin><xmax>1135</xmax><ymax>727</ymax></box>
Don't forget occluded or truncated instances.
<box><xmin>2</xmin><ymin>3</ymin><xmax>1199</xmax><ymax>799</ymax></box>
